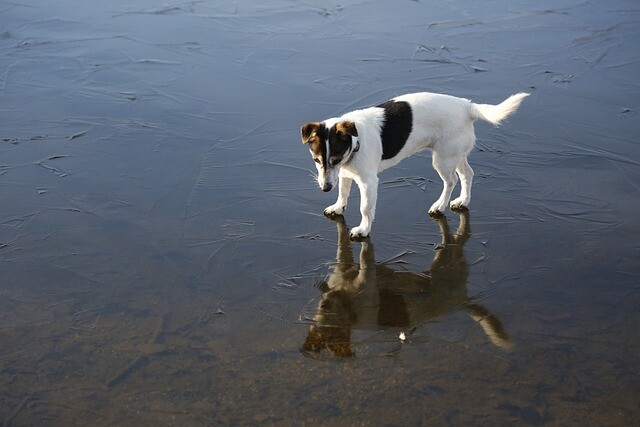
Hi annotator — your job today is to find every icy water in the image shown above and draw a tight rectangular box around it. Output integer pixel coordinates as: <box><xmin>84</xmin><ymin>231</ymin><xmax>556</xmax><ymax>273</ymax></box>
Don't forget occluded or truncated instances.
<box><xmin>1</xmin><ymin>0</ymin><xmax>639</xmax><ymax>425</ymax></box>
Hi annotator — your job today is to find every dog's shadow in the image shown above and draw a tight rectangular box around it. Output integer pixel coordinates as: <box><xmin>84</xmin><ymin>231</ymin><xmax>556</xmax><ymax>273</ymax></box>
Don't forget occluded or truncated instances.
<box><xmin>302</xmin><ymin>211</ymin><xmax>512</xmax><ymax>357</ymax></box>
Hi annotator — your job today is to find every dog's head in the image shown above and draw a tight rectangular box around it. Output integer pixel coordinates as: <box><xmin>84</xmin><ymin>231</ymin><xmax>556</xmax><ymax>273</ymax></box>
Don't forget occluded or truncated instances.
<box><xmin>301</xmin><ymin>120</ymin><xmax>358</xmax><ymax>192</ymax></box>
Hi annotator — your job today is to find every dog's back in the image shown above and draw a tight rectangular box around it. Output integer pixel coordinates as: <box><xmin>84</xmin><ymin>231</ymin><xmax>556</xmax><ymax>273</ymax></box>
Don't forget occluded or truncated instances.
<box><xmin>390</xmin><ymin>91</ymin><xmax>528</xmax><ymax>151</ymax></box>
<box><xmin>393</xmin><ymin>92</ymin><xmax>477</xmax><ymax>152</ymax></box>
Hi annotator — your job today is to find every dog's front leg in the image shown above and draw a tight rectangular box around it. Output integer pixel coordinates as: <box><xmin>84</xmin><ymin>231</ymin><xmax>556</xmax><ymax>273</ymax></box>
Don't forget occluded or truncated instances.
<box><xmin>350</xmin><ymin>175</ymin><xmax>378</xmax><ymax>239</ymax></box>
<box><xmin>324</xmin><ymin>174</ymin><xmax>352</xmax><ymax>216</ymax></box>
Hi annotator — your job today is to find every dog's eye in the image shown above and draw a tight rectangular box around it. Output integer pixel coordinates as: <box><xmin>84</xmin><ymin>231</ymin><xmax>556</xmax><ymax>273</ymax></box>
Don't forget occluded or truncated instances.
<box><xmin>329</xmin><ymin>158</ymin><xmax>341</xmax><ymax>167</ymax></box>
<box><xmin>313</xmin><ymin>158</ymin><xmax>321</xmax><ymax>164</ymax></box>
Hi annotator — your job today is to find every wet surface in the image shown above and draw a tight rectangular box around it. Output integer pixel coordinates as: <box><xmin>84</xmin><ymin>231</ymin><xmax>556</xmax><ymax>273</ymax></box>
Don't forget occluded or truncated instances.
<box><xmin>1</xmin><ymin>0</ymin><xmax>639</xmax><ymax>425</ymax></box>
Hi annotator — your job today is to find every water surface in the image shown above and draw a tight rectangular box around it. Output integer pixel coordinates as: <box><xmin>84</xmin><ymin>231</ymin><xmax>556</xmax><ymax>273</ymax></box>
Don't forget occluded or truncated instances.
<box><xmin>1</xmin><ymin>0</ymin><xmax>639</xmax><ymax>425</ymax></box>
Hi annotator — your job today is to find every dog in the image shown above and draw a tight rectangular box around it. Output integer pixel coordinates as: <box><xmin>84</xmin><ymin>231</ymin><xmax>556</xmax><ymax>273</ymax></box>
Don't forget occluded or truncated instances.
<box><xmin>301</xmin><ymin>91</ymin><xmax>529</xmax><ymax>239</ymax></box>
<box><xmin>301</xmin><ymin>211</ymin><xmax>512</xmax><ymax>357</ymax></box>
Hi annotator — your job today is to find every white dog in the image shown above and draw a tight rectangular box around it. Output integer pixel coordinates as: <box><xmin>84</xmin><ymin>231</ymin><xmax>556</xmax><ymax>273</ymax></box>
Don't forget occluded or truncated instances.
<box><xmin>301</xmin><ymin>91</ymin><xmax>529</xmax><ymax>238</ymax></box>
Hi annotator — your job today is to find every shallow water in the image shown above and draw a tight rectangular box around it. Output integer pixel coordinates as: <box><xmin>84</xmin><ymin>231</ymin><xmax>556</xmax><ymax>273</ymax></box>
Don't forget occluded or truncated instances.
<box><xmin>1</xmin><ymin>0</ymin><xmax>639</xmax><ymax>425</ymax></box>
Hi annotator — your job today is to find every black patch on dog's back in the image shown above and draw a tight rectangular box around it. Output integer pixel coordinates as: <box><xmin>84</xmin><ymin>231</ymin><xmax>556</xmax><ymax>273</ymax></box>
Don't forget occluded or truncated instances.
<box><xmin>377</xmin><ymin>100</ymin><xmax>413</xmax><ymax>160</ymax></box>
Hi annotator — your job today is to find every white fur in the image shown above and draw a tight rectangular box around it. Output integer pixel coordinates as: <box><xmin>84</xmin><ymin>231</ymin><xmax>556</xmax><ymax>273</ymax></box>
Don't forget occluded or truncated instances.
<box><xmin>321</xmin><ymin>91</ymin><xmax>529</xmax><ymax>238</ymax></box>
<box><xmin>312</xmin><ymin>118</ymin><xmax>342</xmax><ymax>191</ymax></box>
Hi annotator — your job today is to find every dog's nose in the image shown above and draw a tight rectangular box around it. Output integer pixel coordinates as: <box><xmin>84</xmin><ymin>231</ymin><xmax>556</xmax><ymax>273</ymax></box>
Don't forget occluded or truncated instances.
<box><xmin>322</xmin><ymin>183</ymin><xmax>333</xmax><ymax>192</ymax></box>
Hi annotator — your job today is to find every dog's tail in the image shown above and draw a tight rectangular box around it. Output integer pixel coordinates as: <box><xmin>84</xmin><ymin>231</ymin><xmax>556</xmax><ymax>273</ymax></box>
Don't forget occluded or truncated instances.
<box><xmin>471</xmin><ymin>92</ymin><xmax>529</xmax><ymax>126</ymax></box>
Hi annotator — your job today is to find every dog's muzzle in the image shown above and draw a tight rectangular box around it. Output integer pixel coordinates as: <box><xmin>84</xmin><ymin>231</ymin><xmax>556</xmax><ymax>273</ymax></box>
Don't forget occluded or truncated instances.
<box><xmin>322</xmin><ymin>183</ymin><xmax>333</xmax><ymax>192</ymax></box>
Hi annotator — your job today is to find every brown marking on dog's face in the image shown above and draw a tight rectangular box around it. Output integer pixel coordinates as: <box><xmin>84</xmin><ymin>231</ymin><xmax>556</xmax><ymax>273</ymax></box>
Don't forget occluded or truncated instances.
<box><xmin>335</xmin><ymin>120</ymin><xmax>358</xmax><ymax>137</ymax></box>
<box><xmin>301</xmin><ymin>122</ymin><xmax>321</xmax><ymax>144</ymax></box>
<box><xmin>301</xmin><ymin>120</ymin><xmax>359</xmax><ymax>192</ymax></box>
<box><xmin>327</xmin><ymin>121</ymin><xmax>357</xmax><ymax>167</ymax></box>
<box><xmin>301</xmin><ymin>122</ymin><xmax>328</xmax><ymax>167</ymax></box>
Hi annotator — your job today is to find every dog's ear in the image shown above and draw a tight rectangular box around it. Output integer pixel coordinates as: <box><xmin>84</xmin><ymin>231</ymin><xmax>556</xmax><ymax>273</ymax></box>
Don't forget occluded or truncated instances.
<box><xmin>301</xmin><ymin>122</ymin><xmax>320</xmax><ymax>144</ymax></box>
<box><xmin>317</xmin><ymin>280</ymin><xmax>330</xmax><ymax>293</ymax></box>
<box><xmin>336</xmin><ymin>121</ymin><xmax>358</xmax><ymax>137</ymax></box>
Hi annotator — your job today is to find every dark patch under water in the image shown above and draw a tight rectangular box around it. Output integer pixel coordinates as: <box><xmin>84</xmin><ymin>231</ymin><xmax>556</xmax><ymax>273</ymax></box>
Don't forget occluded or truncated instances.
<box><xmin>1</xmin><ymin>0</ymin><xmax>639</xmax><ymax>425</ymax></box>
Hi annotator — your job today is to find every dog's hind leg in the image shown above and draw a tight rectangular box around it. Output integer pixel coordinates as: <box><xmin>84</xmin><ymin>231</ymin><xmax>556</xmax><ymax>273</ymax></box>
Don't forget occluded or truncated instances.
<box><xmin>450</xmin><ymin>158</ymin><xmax>474</xmax><ymax>210</ymax></box>
<box><xmin>324</xmin><ymin>175</ymin><xmax>353</xmax><ymax>216</ymax></box>
<box><xmin>429</xmin><ymin>153</ymin><xmax>459</xmax><ymax>216</ymax></box>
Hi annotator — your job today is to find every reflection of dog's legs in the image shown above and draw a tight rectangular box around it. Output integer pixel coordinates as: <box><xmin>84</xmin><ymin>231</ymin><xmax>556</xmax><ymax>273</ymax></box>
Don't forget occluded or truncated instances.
<box><xmin>334</xmin><ymin>215</ymin><xmax>354</xmax><ymax>267</ymax></box>
<box><xmin>431</xmin><ymin>209</ymin><xmax>470</xmax><ymax>265</ymax></box>
<box><xmin>303</xmin><ymin>216</ymin><xmax>357</xmax><ymax>357</ymax></box>
<box><xmin>453</xmin><ymin>209</ymin><xmax>471</xmax><ymax>246</ymax></box>
<box><xmin>358</xmin><ymin>239</ymin><xmax>375</xmax><ymax>278</ymax></box>
<box><xmin>434</xmin><ymin>208</ymin><xmax>471</xmax><ymax>243</ymax></box>
<box><xmin>433</xmin><ymin>214</ymin><xmax>453</xmax><ymax>245</ymax></box>
<box><xmin>430</xmin><ymin>215</ymin><xmax>453</xmax><ymax>271</ymax></box>
<box><xmin>465</xmin><ymin>303</ymin><xmax>513</xmax><ymax>349</ymax></box>
<box><xmin>429</xmin><ymin>210</ymin><xmax>511</xmax><ymax>349</ymax></box>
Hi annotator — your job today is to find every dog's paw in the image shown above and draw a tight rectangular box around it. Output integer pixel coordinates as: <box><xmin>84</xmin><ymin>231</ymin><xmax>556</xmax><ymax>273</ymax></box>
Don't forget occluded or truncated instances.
<box><xmin>428</xmin><ymin>208</ymin><xmax>445</xmax><ymax>218</ymax></box>
<box><xmin>324</xmin><ymin>204</ymin><xmax>345</xmax><ymax>217</ymax></box>
<box><xmin>429</xmin><ymin>202</ymin><xmax>447</xmax><ymax>218</ymax></box>
<box><xmin>349</xmin><ymin>226</ymin><xmax>369</xmax><ymax>240</ymax></box>
<box><xmin>450</xmin><ymin>198</ymin><xmax>469</xmax><ymax>212</ymax></box>
<box><xmin>429</xmin><ymin>201</ymin><xmax>447</xmax><ymax>218</ymax></box>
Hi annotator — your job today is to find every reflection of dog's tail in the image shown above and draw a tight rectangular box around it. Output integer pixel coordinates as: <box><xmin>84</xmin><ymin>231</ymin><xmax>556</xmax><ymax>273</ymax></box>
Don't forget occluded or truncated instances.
<box><xmin>471</xmin><ymin>93</ymin><xmax>529</xmax><ymax>126</ymax></box>
<box><xmin>465</xmin><ymin>303</ymin><xmax>514</xmax><ymax>350</ymax></box>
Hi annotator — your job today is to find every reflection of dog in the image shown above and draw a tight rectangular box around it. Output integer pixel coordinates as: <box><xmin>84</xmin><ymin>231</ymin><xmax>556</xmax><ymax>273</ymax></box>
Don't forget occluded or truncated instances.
<box><xmin>302</xmin><ymin>211</ymin><xmax>511</xmax><ymax>357</ymax></box>
<box><xmin>301</xmin><ymin>91</ymin><xmax>528</xmax><ymax>238</ymax></box>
